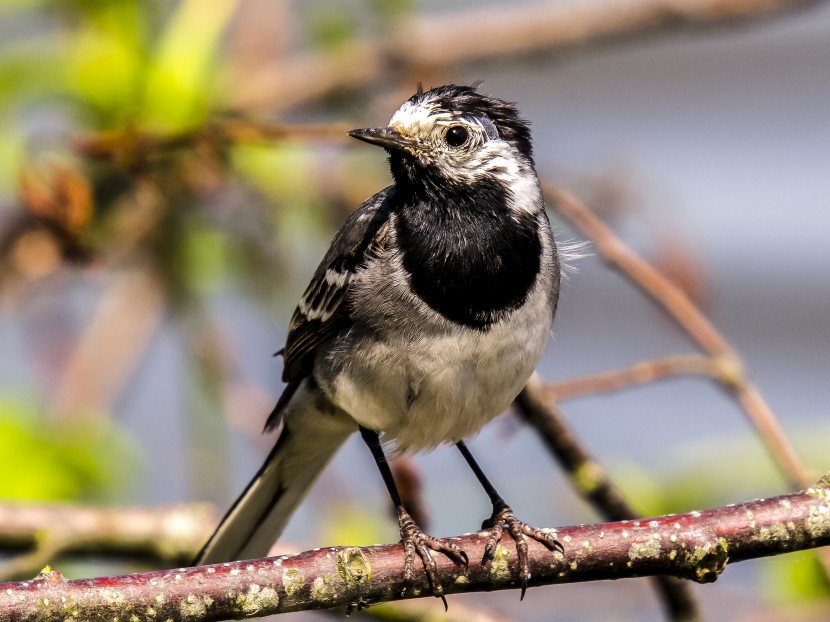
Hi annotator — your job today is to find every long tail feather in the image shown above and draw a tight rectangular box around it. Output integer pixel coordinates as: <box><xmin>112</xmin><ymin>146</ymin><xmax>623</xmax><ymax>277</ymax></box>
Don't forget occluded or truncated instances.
<box><xmin>195</xmin><ymin>410</ymin><xmax>353</xmax><ymax>565</ymax></box>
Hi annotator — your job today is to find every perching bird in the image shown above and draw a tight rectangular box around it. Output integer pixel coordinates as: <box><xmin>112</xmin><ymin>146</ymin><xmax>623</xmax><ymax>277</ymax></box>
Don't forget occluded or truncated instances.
<box><xmin>195</xmin><ymin>83</ymin><xmax>562</xmax><ymax>602</ymax></box>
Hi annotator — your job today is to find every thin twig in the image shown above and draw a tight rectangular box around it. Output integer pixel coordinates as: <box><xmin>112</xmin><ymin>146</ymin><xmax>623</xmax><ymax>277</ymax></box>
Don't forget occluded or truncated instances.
<box><xmin>396</xmin><ymin>0</ymin><xmax>824</xmax><ymax>68</ymax></box>
<box><xmin>545</xmin><ymin>354</ymin><xmax>718</xmax><ymax>402</ymax></box>
<box><xmin>48</xmin><ymin>265</ymin><xmax>168</xmax><ymax>423</ymax></box>
<box><xmin>546</xmin><ymin>184</ymin><xmax>812</xmax><ymax>490</ymax></box>
<box><xmin>517</xmin><ymin>375</ymin><xmax>701</xmax><ymax>622</ymax></box>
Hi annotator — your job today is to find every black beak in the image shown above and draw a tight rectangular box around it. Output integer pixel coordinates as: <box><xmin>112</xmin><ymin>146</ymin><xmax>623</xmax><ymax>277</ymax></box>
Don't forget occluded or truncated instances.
<box><xmin>348</xmin><ymin>127</ymin><xmax>414</xmax><ymax>152</ymax></box>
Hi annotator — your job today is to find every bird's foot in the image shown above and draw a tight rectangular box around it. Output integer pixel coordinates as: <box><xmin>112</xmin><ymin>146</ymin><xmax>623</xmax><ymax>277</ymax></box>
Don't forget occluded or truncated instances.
<box><xmin>398</xmin><ymin>509</ymin><xmax>468</xmax><ymax>609</ymax></box>
<box><xmin>482</xmin><ymin>504</ymin><xmax>564</xmax><ymax>600</ymax></box>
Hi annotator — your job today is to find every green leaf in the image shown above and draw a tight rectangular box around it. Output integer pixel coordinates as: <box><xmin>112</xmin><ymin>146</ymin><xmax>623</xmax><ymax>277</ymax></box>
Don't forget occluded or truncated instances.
<box><xmin>66</xmin><ymin>8</ymin><xmax>145</xmax><ymax>124</ymax></box>
<box><xmin>308</xmin><ymin>5</ymin><xmax>356</xmax><ymax>51</ymax></box>
<box><xmin>0</xmin><ymin>398</ymin><xmax>135</xmax><ymax>501</ymax></box>
<box><xmin>759</xmin><ymin>549</ymin><xmax>830</xmax><ymax>603</ymax></box>
<box><xmin>140</xmin><ymin>0</ymin><xmax>237</xmax><ymax>130</ymax></box>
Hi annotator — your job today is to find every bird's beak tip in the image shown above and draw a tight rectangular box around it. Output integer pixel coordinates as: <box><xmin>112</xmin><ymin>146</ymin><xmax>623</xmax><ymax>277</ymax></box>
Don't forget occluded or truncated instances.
<box><xmin>348</xmin><ymin>127</ymin><xmax>410</xmax><ymax>151</ymax></box>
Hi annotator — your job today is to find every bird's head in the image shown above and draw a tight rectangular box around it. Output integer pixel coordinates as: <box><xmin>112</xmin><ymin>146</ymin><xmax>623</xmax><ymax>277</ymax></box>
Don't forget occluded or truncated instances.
<box><xmin>349</xmin><ymin>84</ymin><xmax>535</xmax><ymax>194</ymax></box>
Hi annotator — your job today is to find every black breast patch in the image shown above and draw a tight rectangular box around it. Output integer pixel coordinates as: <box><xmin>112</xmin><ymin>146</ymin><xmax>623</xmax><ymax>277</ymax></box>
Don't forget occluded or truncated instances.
<box><xmin>395</xmin><ymin>180</ymin><xmax>541</xmax><ymax>329</ymax></box>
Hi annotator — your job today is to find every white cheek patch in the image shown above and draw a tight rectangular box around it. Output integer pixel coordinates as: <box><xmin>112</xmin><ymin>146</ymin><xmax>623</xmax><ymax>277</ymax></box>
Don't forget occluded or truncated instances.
<box><xmin>461</xmin><ymin>143</ymin><xmax>542</xmax><ymax>214</ymax></box>
<box><xmin>483</xmin><ymin>154</ymin><xmax>519</xmax><ymax>179</ymax></box>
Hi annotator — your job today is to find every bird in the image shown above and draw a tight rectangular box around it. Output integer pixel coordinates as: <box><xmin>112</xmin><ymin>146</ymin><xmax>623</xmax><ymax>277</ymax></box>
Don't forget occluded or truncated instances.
<box><xmin>195</xmin><ymin>83</ymin><xmax>563</xmax><ymax>603</ymax></box>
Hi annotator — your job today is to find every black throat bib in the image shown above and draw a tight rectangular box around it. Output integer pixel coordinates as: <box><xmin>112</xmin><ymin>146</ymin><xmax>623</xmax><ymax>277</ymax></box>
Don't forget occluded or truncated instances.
<box><xmin>395</xmin><ymin>178</ymin><xmax>541</xmax><ymax>330</ymax></box>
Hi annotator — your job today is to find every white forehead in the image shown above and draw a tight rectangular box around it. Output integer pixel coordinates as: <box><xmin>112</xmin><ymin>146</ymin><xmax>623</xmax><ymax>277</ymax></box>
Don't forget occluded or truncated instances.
<box><xmin>389</xmin><ymin>99</ymin><xmax>453</xmax><ymax>135</ymax></box>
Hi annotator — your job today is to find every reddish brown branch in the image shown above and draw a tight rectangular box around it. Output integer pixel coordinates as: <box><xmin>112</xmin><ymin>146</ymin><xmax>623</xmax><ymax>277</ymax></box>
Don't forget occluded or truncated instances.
<box><xmin>397</xmin><ymin>0</ymin><xmax>822</xmax><ymax>68</ymax></box>
<box><xmin>2</xmin><ymin>479</ymin><xmax>827</xmax><ymax>621</ymax></box>
<box><xmin>517</xmin><ymin>376</ymin><xmax>700</xmax><ymax>620</ymax></box>
<box><xmin>545</xmin><ymin>354</ymin><xmax>718</xmax><ymax>402</ymax></box>
<box><xmin>74</xmin><ymin>120</ymin><xmax>352</xmax><ymax>164</ymax></box>
<box><xmin>230</xmin><ymin>0</ymin><xmax>823</xmax><ymax>110</ymax></box>
<box><xmin>546</xmin><ymin>185</ymin><xmax>812</xmax><ymax>491</ymax></box>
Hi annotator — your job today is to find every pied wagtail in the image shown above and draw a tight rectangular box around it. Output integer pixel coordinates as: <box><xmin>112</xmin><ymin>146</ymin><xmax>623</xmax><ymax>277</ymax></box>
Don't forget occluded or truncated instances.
<box><xmin>195</xmin><ymin>83</ymin><xmax>563</xmax><ymax>602</ymax></box>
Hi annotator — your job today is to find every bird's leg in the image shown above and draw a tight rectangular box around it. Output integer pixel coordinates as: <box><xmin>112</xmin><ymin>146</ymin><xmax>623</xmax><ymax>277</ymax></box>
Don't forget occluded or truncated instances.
<box><xmin>456</xmin><ymin>440</ymin><xmax>563</xmax><ymax>599</ymax></box>
<box><xmin>359</xmin><ymin>427</ymin><xmax>468</xmax><ymax>608</ymax></box>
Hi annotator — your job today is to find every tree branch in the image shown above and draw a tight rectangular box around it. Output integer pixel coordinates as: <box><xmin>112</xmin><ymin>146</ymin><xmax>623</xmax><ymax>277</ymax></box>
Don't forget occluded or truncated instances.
<box><xmin>0</xmin><ymin>503</ymin><xmax>216</xmax><ymax>582</ymax></box>
<box><xmin>230</xmin><ymin>0</ymin><xmax>825</xmax><ymax>110</ymax></box>
<box><xmin>395</xmin><ymin>0</ymin><xmax>824</xmax><ymax>68</ymax></box>
<box><xmin>517</xmin><ymin>375</ymin><xmax>700</xmax><ymax>621</ymax></box>
<box><xmin>2</xmin><ymin>477</ymin><xmax>828</xmax><ymax>621</ymax></box>
<box><xmin>544</xmin><ymin>354</ymin><xmax>718</xmax><ymax>402</ymax></box>
<box><xmin>73</xmin><ymin>120</ymin><xmax>352</xmax><ymax>165</ymax></box>
<box><xmin>547</xmin><ymin>185</ymin><xmax>812</xmax><ymax>491</ymax></box>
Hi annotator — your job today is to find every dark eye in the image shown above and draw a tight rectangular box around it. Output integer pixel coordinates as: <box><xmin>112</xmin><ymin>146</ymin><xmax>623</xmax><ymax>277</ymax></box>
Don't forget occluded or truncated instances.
<box><xmin>445</xmin><ymin>125</ymin><xmax>469</xmax><ymax>148</ymax></box>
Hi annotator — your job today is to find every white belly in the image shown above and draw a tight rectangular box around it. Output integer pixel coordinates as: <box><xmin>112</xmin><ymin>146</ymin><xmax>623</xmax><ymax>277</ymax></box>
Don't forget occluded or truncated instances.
<box><xmin>316</xmin><ymin>277</ymin><xmax>554</xmax><ymax>454</ymax></box>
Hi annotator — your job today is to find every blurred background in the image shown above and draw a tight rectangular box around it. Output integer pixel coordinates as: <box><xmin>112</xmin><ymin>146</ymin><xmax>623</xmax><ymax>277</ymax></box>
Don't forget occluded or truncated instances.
<box><xmin>0</xmin><ymin>1</ymin><xmax>828</xmax><ymax>620</ymax></box>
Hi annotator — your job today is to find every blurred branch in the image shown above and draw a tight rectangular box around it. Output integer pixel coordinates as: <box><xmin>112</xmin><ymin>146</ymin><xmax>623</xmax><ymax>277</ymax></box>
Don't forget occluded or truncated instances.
<box><xmin>390</xmin><ymin>457</ymin><xmax>430</xmax><ymax>530</ymax></box>
<box><xmin>230</xmin><ymin>0</ymin><xmax>823</xmax><ymax>110</ymax></box>
<box><xmin>546</xmin><ymin>184</ymin><xmax>813</xmax><ymax>491</ymax></box>
<box><xmin>544</xmin><ymin>354</ymin><xmax>717</xmax><ymax>401</ymax></box>
<box><xmin>2</xmin><ymin>478</ymin><xmax>828</xmax><ymax>620</ymax></box>
<box><xmin>48</xmin><ymin>265</ymin><xmax>167</xmax><ymax>423</ymax></box>
<box><xmin>0</xmin><ymin>503</ymin><xmax>217</xmax><ymax>582</ymax></box>
<box><xmin>74</xmin><ymin>120</ymin><xmax>352</xmax><ymax>166</ymax></box>
<box><xmin>397</xmin><ymin>0</ymin><xmax>824</xmax><ymax>67</ymax></box>
<box><xmin>517</xmin><ymin>375</ymin><xmax>701</xmax><ymax>621</ymax></box>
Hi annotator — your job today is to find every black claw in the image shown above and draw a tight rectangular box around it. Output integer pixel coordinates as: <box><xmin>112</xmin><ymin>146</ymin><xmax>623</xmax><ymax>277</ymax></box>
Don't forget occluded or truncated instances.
<box><xmin>398</xmin><ymin>509</ymin><xmax>467</xmax><ymax>606</ymax></box>
<box><xmin>458</xmin><ymin>549</ymin><xmax>469</xmax><ymax>567</ymax></box>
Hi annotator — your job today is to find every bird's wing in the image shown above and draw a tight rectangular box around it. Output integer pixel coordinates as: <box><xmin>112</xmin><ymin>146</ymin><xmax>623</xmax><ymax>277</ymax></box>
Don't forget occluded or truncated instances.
<box><xmin>283</xmin><ymin>187</ymin><xmax>394</xmax><ymax>380</ymax></box>
<box><xmin>265</xmin><ymin>186</ymin><xmax>395</xmax><ymax>428</ymax></box>
<box><xmin>198</xmin><ymin>188</ymin><xmax>395</xmax><ymax>564</ymax></box>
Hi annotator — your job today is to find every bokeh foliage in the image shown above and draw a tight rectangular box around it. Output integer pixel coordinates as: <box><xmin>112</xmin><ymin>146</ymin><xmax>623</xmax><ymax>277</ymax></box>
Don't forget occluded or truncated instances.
<box><xmin>0</xmin><ymin>1</ymin><xmax>366</xmax><ymax>506</ymax></box>
<box><xmin>0</xmin><ymin>398</ymin><xmax>132</xmax><ymax>500</ymax></box>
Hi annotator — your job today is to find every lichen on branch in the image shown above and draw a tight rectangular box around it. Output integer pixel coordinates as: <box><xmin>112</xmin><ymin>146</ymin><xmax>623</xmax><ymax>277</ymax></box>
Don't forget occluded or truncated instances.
<box><xmin>1</xmin><ymin>478</ymin><xmax>828</xmax><ymax>621</ymax></box>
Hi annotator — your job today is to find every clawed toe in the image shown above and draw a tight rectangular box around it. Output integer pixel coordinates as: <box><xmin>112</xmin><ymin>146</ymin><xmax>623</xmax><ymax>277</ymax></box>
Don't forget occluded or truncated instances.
<box><xmin>482</xmin><ymin>505</ymin><xmax>563</xmax><ymax>599</ymax></box>
<box><xmin>399</xmin><ymin>509</ymin><xmax>468</xmax><ymax>608</ymax></box>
